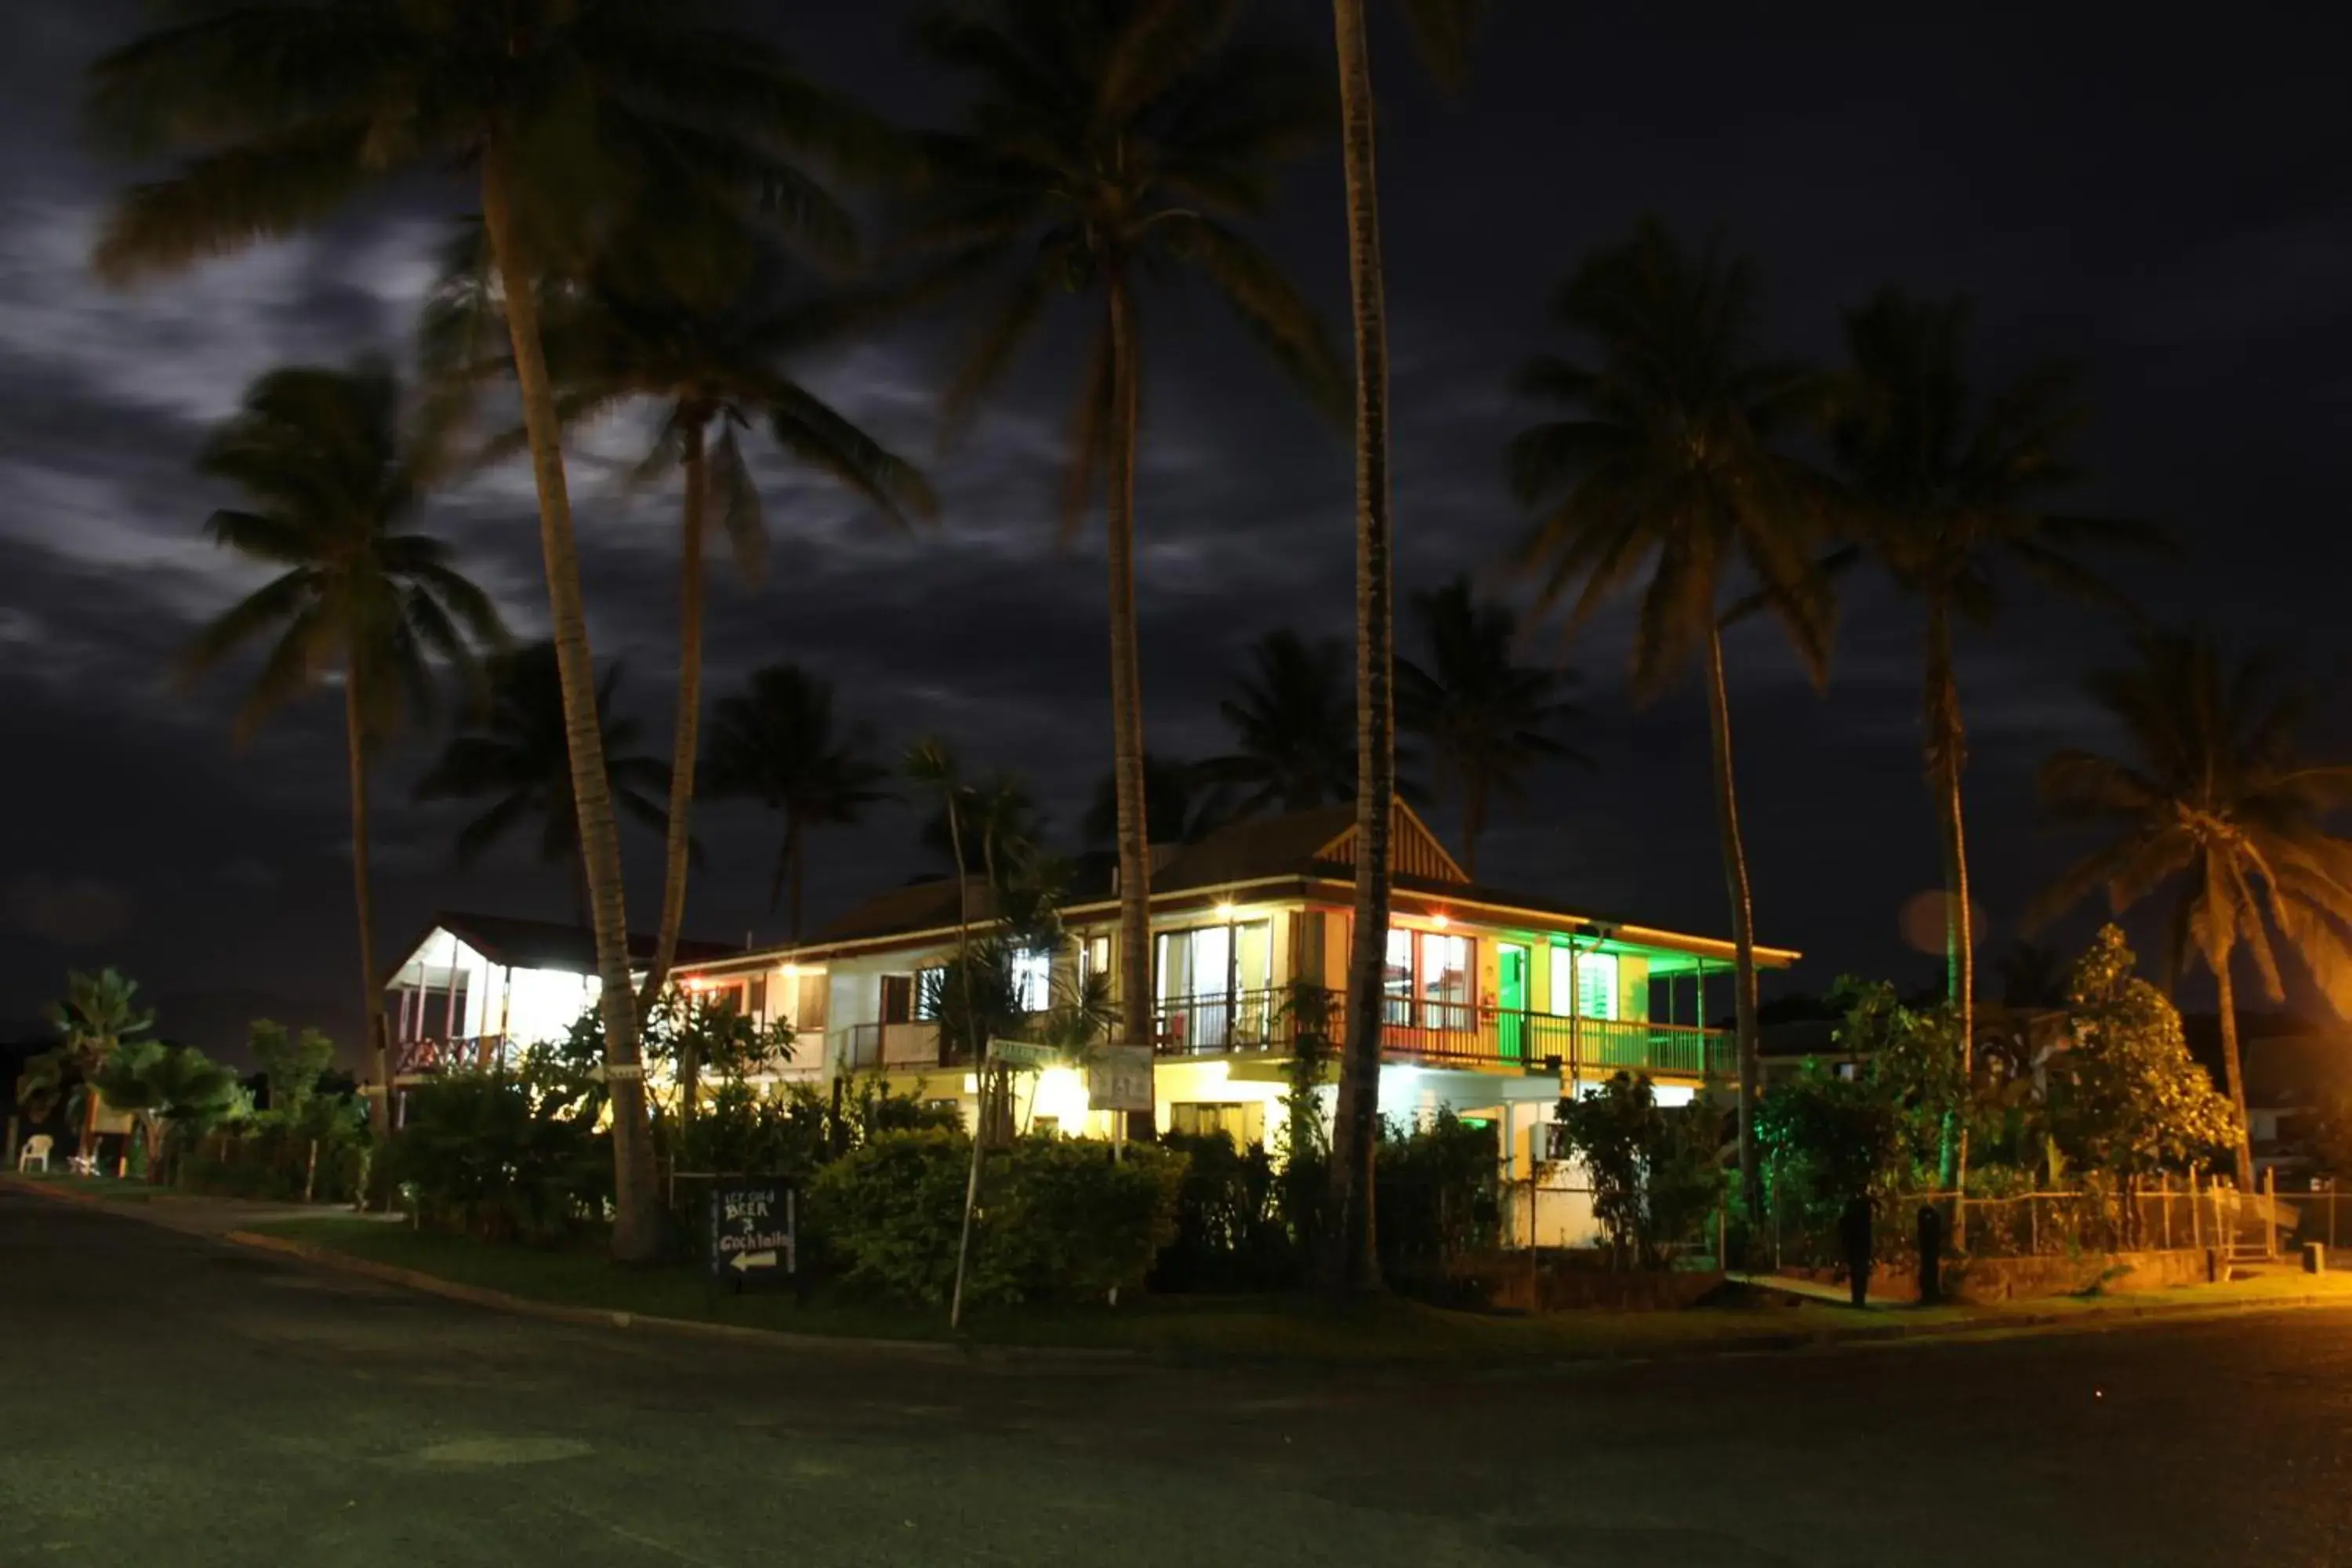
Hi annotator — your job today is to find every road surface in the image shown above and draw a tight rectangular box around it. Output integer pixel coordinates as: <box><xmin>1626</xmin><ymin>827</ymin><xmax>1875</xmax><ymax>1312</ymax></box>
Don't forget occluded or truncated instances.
<box><xmin>3</xmin><ymin>1185</ymin><xmax>2347</xmax><ymax>1566</ymax></box>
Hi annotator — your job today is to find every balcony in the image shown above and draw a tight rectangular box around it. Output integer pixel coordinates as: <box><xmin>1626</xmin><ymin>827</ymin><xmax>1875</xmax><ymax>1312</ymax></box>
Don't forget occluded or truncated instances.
<box><xmin>837</xmin><ymin>1021</ymin><xmax>960</xmax><ymax>1073</ymax></box>
<box><xmin>1153</xmin><ymin>986</ymin><xmax>1733</xmax><ymax>1079</ymax></box>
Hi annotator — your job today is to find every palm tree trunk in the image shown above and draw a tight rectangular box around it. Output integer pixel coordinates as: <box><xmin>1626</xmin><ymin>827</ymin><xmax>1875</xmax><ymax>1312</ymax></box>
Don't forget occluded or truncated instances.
<box><xmin>1326</xmin><ymin>0</ymin><xmax>1395</xmax><ymax>1298</ymax></box>
<box><xmin>780</xmin><ymin>818</ymin><xmax>808</xmax><ymax>940</ymax></box>
<box><xmin>640</xmin><ymin>417</ymin><xmax>709</xmax><ymax>1013</ymax></box>
<box><xmin>1103</xmin><ymin>274</ymin><xmax>1155</xmax><ymax>1079</ymax></box>
<box><xmin>2216</xmin><ymin>956</ymin><xmax>2253</xmax><ymax>1190</ymax></box>
<box><xmin>1704</xmin><ymin>622</ymin><xmax>1764</xmax><ymax>1226</ymax></box>
<box><xmin>343</xmin><ymin>673</ymin><xmax>391</xmax><ymax>1139</ymax></box>
<box><xmin>1925</xmin><ymin>595</ymin><xmax>1974</xmax><ymax>1224</ymax></box>
<box><xmin>481</xmin><ymin>144</ymin><xmax>662</xmax><ymax>1264</ymax></box>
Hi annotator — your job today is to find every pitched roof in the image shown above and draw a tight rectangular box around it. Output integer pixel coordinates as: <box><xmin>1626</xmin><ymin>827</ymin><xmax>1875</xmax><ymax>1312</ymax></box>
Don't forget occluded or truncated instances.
<box><xmin>396</xmin><ymin>912</ymin><xmax>742</xmax><ymax>978</ymax></box>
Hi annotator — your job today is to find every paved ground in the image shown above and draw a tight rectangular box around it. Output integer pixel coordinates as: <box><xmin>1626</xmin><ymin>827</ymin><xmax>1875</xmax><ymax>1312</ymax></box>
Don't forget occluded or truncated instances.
<box><xmin>5</xmin><ymin>1185</ymin><xmax>2350</xmax><ymax>1567</ymax></box>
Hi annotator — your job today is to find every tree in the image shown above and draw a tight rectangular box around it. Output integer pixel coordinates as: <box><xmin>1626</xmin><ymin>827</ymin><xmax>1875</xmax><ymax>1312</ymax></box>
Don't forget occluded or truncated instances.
<box><xmin>179</xmin><ymin>361</ymin><xmax>504</xmax><ymax>1134</ymax></box>
<box><xmin>1397</xmin><ymin>575</ymin><xmax>1584</xmax><ymax>880</ymax></box>
<box><xmin>89</xmin><ymin>1041</ymin><xmax>241</xmax><ymax>1183</ymax></box>
<box><xmin>1323</xmin><ymin>0</ymin><xmax>1486</xmax><ymax>1298</ymax></box>
<box><xmin>1082</xmin><ymin>753</ymin><xmax>1227</xmax><ymax>851</ymax></box>
<box><xmin>1508</xmin><ymin>219</ymin><xmax>1835</xmax><ymax>1226</ymax></box>
<box><xmin>703</xmin><ymin>664</ymin><xmax>891</xmax><ymax>939</ymax></box>
<box><xmin>1554</xmin><ymin>1071</ymin><xmax>1723</xmax><ymax>1269</ymax></box>
<box><xmin>2033</xmin><ymin>630</ymin><xmax>2352</xmax><ymax>1188</ymax></box>
<box><xmin>440</xmin><ymin>252</ymin><xmax>935</xmax><ymax>1003</ymax></box>
<box><xmin>19</xmin><ymin>969</ymin><xmax>157</xmax><ymax>1159</ymax></box>
<box><xmin>1204</xmin><ymin>630</ymin><xmax>1359</xmax><ymax>819</ymax></box>
<box><xmin>248</xmin><ymin>1019</ymin><xmax>335</xmax><ymax>1117</ymax></box>
<box><xmin>1830</xmin><ymin>289</ymin><xmax>2163</xmax><ymax>1192</ymax></box>
<box><xmin>920</xmin><ymin>771</ymin><xmax>1044</xmax><ymax>893</ymax></box>
<box><xmin>416</xmin><ymin>641</ymin><xmax>673</xmax><ymax>919</ymax></box>
<box><xmin>89</xmin><ymin>0</ymin><xmax>899</xmax><ymax>1262</ymax></box>
<box><xmin>2047</xmin><ymin>927</ymin><xmax>2242</xmax><ymax>1205</ymax></box>
<box><xmin>909</xmin><ymin>0</ymin><xmax>1345</xmax><ymax>1064</ymax></box>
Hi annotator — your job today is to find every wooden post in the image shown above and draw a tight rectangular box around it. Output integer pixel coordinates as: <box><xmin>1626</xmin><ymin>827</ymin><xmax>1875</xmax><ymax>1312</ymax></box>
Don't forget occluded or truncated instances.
<box><xmin>303</xmin><ymin>1140</ymin><xmax>319</xmax><ymax>1204</ymax></box>
<box><xmin>2161</xmin><ymin>1174</ymin><xmax>2172</xmax><ymax>1251</ymax></box>
<box><xmin>2263</xmin><ymin>1166</ymin><xmax>2278</xmax><ymax>1259</ymax></box>
<box><xmin>2028</xmin><ymin>1194</ymin><xmax>2038</xmax><ymax>1257</ymax></box>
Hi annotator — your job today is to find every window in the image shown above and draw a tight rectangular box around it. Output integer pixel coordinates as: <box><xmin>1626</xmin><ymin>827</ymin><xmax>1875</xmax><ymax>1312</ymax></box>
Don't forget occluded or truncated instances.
<box><xmin>912</xmin><ymin>966</ymin><xmax>946</xmax><ymax>1022</ymax></box>
<box><xmin>1171</xmin><ymin>1102</ymin><xmax>1265</xmax><ymax>1146</ymax></box>
<box><xmin>1548</xmin><ymin>947</ymin><xmax>1618</xmax><ymax>1020</ymax></box>
<box><xmin>1156</xmin><ymin>918</ymin><xmax>1272</xmax><ymax>1051</ymax></box>
<box><xmin>1383</xmin><ymin>927</ymin><xmax>1479</xmax><ymax>1029</ymax></box>
<box><xmin>1011</xmin><ymin>948</ymin><xmax>1052</xmax><ymax>1014</ymax></box>
<box><xmin>1079</xmin><ymin>935</ymin><xmax>1112</xmax><ymax>992</ymax></box>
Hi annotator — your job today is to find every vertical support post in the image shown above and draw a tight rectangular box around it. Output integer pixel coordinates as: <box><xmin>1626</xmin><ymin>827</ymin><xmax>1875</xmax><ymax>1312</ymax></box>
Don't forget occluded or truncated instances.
<box><xmin>1566</xmin><ymin>936</ymin><xmax>1582</xmax><ymax>1083</ymax></box>
<box><xmin>2162</xmin><ymin>1174</ymin><xmax>2172</xmax><ymax>1251</ymax></box>
<box><xmin>2190</xmin><ymin>1167</ymin><xmax>2203</xmax><ymax>1254</ymax></box>
<box><xmin>2029</xmin><ymin>1195</ymin><xmax>2038</xmax><ymax>1256</ymax></box>
<box><xmin>2263</xmin><ymin>1166</ymin><xmax>2278</xmax><ymax>1259</ymax></box>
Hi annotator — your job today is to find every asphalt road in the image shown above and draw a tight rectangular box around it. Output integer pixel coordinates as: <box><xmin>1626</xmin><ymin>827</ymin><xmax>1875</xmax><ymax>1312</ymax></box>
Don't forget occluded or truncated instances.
<box><xmin>5</xmin><ymin>1187</ymin><xmax>2350</xmax><ymax>1568</ymax></box>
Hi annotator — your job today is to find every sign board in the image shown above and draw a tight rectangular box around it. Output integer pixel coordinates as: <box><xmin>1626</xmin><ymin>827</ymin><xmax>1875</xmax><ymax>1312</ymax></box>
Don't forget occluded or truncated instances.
<box><xmin>986</xmin><ymin>1037</ymin><xmax>1059</xmax><ymax>1071</ymax></box>
<box><xmin>1087</xmin><ymin>1045</ymin><xmax>1155</xmax><ymax>1113</ymax></box>
<box><xmin>706</xmin><ymin>1179</ymin><xmax>797</xmax><ymax>1287</ymax></box>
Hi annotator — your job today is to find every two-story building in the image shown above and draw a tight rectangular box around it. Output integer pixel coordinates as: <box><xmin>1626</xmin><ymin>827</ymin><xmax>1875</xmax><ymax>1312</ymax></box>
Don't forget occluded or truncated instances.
<box><xmin>670</xmin><ymin>804</ymin><xmax>1796</xmax><ymax>1177</ymax></box>
<box><xmin>380</xmin><ymin>808</ymin><xmax>1798</xmax><ymax>1239</ymax></box>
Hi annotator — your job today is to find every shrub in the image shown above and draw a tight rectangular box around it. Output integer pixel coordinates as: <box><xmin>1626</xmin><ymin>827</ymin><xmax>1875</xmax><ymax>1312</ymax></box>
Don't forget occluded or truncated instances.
<box><xmin>978</xmin><ymin>1138</ymin><xmax>1185</xmax><ymax>1305</ymax></box>
<box><xmin>381</xmin><ymin>1072</ymin><xmax>607</xmax><ymax>1243</ymax></box>
<box><xmin>1150</xmin><ymin>1134</ymin><xmax>1295</xmax><ymax>1291</ymax></box>
<box><xmin>1554</xmin><ymin>1072</ymin><xmax>1725</xmax><ymax>1269</ymax></box>
<box><xmin>811</xmin><ymin>1131</ymin><xmax>1186</xmax><ymax>1308</ymax></box>
<box><xmin>1375</xmin><ymin>1110</ymin><xmax>1500</xmax><ymax>1297</ymax></box>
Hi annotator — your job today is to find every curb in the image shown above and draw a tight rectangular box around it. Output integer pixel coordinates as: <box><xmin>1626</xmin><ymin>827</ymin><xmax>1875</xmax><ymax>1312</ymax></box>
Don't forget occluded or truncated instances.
<box><xmin>222</xmin><ymin>1229</ymin><xmax>1137</xmax><ymax>1367</ymax></box>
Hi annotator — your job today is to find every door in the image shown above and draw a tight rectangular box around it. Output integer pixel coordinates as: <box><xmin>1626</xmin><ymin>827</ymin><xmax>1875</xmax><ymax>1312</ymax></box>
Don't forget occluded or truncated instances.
<box><xmin>1497</xmin><ymin>944</ymin><xmax>1530</xmax><ymax>1062</ymax></box>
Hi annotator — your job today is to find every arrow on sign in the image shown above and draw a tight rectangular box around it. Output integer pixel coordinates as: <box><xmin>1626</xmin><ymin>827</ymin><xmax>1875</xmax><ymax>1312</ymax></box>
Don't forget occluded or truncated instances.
<box><xmin>728</xmin><ymin>1250</ymin><xmax>777</xmax><ymax>1273</ymax></box>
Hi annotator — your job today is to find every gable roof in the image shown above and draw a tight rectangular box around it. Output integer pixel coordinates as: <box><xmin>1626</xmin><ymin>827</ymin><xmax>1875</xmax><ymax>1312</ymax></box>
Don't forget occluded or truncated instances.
<box><xmin>390</xmin><ymin>912</ymin><xmax>742</xmax><ymax>980</ymax></box>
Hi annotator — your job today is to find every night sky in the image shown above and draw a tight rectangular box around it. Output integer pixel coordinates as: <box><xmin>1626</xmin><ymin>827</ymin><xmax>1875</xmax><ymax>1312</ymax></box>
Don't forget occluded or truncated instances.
<box><xmin>2</xmin><ymin>2</ymin><xmax>2347</xmax><ymax>1058</ymax></box>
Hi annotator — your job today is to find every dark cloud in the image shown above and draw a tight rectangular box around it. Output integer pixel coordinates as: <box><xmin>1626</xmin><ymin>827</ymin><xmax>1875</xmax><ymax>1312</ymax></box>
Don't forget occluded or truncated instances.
<box><xmin>2</xmin><ymin>1</ymin><xmax>2349</xmax><ymax>1044</ymax></box>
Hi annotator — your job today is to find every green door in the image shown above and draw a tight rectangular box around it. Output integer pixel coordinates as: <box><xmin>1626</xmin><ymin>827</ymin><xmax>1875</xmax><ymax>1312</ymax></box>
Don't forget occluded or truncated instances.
<box><xmin>1497</xmin><ymin>944</ymin><xmax>1530</xmax><ymax>1062</ymax></box>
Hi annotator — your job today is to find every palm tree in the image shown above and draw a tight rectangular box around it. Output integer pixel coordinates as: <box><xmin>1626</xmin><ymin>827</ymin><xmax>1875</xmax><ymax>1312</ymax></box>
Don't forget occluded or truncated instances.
<box><xmin>909</xmin><ymin>0</ymin><xmax>1344</xmax><ymax>1062</ymax></box>
<box><xmin>921</xmin><ymin>772</ymin><xmax>1044</xmax><ymax>895</ymax></box>
<box><xmin>1397</xmin><ymin>575</ymin><xmax>1583</xmax><ymax>880</ymax></box>
<box><xmin>1831</xmin><ymin>289</ymin><xmax>2164</xmax><ymax>1189</ymax></box>
<box><xmin>19</xmin><ymin>969</ymin><xmax>156</xmax><ymax>1160</ymax></box>
<box><xmin>179</xmin><ymin>361</ymin><xmax>504</xmax><ymax>1133</ymax></box>
<box><xmin>436</xmin><ymin>252</ymin><xmax>936</xmax><ymax>1001</ymax></box>
<box><xmin>89</xmin><ymin>1041</ymin><xmax>241</xmax><ymax>1184</ymax></box>
<box><xmin>416</xmin><ymin>641</ymin><xmax>672</xmax><ymax>920</ymax></box>
<box><xmin>1508</xmin><ymin>219</ymin><xmax>1835</xmax><ymax>1225</ymax></box>
<box><xmin>2032</xmin><ymin>629</ymin><xmax>2352</xmax><ymax>1189</ymax></box>
<box><xmin>87</xmin><ymin>0</ymin><xmax>898</xmax><ymax>1261</ymax></box>
<box><xmin>1205</xmin><ymin>631</ymin><xmax>1359</xmax><ymax>819</ymax></box>
<box><xmin>1082</xmin><ymin>753</ymin><xmax>1227</xmax><ymax>851</ymax></box>
<box><xmin>1321</xmin><ymin>0</ymin><xmax>1488</xmax><ymax>1298</ymax></box>
<box><xmin>703</xmin><ymin>664</ymin><xmax>891</xmax><ymax>940</ymax></box>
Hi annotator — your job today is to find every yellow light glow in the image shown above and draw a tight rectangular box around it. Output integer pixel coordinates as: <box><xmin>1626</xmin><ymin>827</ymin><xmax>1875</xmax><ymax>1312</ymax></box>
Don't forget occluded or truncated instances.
<box><xmin>1432</xmin><ymin>913</ymin><xmax>1450</xmax><ymax>930</ymax></box>
<box><xmin>1215</xmin><ymin>900</ymin><xmax>1236</xmax><ymax>920</ymax></box>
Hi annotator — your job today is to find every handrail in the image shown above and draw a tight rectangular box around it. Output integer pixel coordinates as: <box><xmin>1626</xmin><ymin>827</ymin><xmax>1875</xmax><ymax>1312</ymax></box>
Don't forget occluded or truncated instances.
<box><xmin>1151</xmin><ymin>987</ymin><xmax>1730</xmax><ymax>1076</ymax></box>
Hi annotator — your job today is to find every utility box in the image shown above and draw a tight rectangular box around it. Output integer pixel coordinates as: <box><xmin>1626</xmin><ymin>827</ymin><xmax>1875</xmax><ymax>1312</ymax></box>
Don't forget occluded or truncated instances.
<box><xmin>2305</xmin><ymin>1242</ymin><xmax>2326</xmax><ymax>1275</ymax></box>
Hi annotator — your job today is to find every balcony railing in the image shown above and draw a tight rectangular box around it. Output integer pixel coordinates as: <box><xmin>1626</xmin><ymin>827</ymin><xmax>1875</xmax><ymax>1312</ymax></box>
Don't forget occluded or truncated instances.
<box><xmin>837</xmin><ymin>1020</ymin><xmax>963</xmax><ymax>1073</ymax></box>
<box><xmin>392</xmin><ymin>1033</ymin><xmax>516</xmax><ymax>1078</ymax></box>
<box><xmin>1152</xmin><ymin>986</ymin><xmax>1732</xmax><ymax>1079</ymax></box>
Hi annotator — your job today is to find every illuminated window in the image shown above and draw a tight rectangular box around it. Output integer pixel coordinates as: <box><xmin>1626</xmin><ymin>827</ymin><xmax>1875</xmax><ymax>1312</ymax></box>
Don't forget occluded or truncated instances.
<box><xmin>912</xmin><ymin>966</ymin><xmax>946</xmax><ymax>1021</ymax></box>
<box><xmin>1079</xmin><ymin>934</ymin><xmax>1112</xmax><ymax>991</ymax></box>
<box><xmin>1012</xmin><ymin>948</ymin><xmax>1052</xmax><ymax>1013</ymax></box>
<box><xmin>1384</xmin><ymin>927</ymin><xmax>1479</xmax><ymax>1028</ymax></box>
<box><xmin>1548</xmin><ymin>947</ymin><xmax>1618</xmax><ymax>1019</ymax></box>
<box><xmin>1171</xmin><ymin>1102</ymin><xmax>1265</xmax><ymax>1146</ymax></box>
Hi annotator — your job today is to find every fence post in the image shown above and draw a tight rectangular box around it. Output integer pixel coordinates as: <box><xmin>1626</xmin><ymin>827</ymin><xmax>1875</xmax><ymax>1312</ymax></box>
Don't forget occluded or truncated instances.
<box><xmin>2263</xmin><ymin>1167</ymin><xmax>2278</xmax><ymax>1259</ymax></box>
<box><xmin>2331</xmin><ymin>1191</ymin><xmax>2338</xmax><ymax>1254</ymax></box>
<box><xmin>303</xmin><ymin>1140</ymin><xmax>318</xmax><ymax>1204</ymax></box>
<box><xmin>2190</xmin><ymin>1168</ymin><xmax>2203</xmax><ymax>1254</ymax></box>
<box><xmin>2161</xmin><ymin>1174</ymin><xmax>2172</xmax><ymax>1252</ymax></box>
<box><xmin>2027</xmin><ymin>1195</ymin><xmax>2038</xmax><ymax>1256</ymax></box>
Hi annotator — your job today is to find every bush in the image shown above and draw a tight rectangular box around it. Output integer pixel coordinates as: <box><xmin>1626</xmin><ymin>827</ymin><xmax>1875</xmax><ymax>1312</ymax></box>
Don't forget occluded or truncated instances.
<box><xmin>1150</xmin><ymin>1134</ymin><xmax>1296</xmax><ymax>1292</ymax></box>
<box><xmin>1554</xmin><ymin>1073</ymin><xmax>1725</xmax><ymax>1269</ymax></box>
<box><xmin>1375</xmin><ymin>1110</ymin><xmax>1500</xmax><ymax>1298</ymax></box>
<box><xmin>179</xmin><ymin>1095</ymin><xmax>371</xmax><ymax>1203</ymax></box>
<box><xmin>811</xmin><ymin>1131</ymin><xmax>1185</xmax><ymax>1308</ymax></box>
<box><xmin>380</xmin><ymin>1073</ymin><xmax>607</xmax><ymax>1243</ymax></box>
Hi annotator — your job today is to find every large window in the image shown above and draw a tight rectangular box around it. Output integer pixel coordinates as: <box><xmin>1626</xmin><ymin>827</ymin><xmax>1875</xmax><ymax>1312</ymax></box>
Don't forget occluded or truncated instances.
<box><xmin>1384</xmin><ymin>927</ymin><xmax>1478</xmax><ymax>1030</ymax></box>
<box><xmin>1548</xmin><ymin>947</ymin><xmax>1618</xmax><ymax>1020</ymax></box>
<box><xmin>1157</xmin><ymin>919</ymin><xmax>1272</xmax><ymax>1051</ymax></box>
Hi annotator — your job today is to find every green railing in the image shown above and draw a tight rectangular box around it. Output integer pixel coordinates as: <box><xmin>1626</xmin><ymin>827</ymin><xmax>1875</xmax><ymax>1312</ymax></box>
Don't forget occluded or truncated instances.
<box><xmin>1152</xmin><ymin>988</ymin><xmax>1729</xmax><ymax>1078</ymax></box>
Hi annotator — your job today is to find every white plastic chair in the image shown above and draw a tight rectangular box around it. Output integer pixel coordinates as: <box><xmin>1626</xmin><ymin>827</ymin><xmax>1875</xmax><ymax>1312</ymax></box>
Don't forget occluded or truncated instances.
<box><xmin>15</xmin><ymin>1134</ymin><xmax>51</xmax><ymax>1173</ymax></box>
